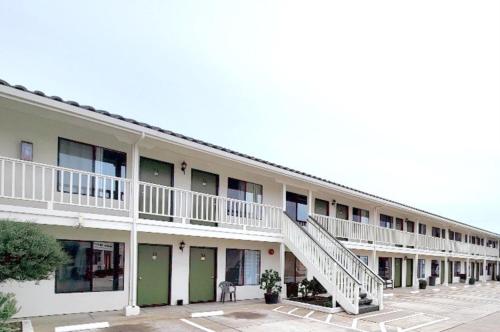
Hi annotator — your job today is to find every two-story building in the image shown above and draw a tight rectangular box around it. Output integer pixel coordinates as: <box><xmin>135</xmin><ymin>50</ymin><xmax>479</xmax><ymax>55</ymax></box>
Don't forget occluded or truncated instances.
<box><xmin>0</xmin><ymin>79</ymin><xmax>498</xmax><ymax>318</ymax></box>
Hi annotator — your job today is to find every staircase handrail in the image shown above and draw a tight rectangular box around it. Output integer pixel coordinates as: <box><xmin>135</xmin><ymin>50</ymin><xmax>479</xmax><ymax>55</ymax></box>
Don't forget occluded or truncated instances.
<box><xmin>309</xmin><ymin>215</ymin><xmax>385</xmax><ymax>285</ymax></box>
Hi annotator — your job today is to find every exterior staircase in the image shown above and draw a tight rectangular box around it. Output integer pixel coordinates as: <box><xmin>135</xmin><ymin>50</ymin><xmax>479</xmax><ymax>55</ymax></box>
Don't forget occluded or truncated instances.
<box><xmin>282</xmin><ymin>213</ymin><xmax>384</xmax><ymax>314</ymax></box>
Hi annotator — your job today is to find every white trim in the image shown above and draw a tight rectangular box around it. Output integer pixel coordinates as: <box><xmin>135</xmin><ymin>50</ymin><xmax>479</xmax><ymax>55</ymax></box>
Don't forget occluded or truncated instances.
<box><xmin>191</xmin><ymin>310</ymin><xmax>224</xmax><ymax>318</ymax></box>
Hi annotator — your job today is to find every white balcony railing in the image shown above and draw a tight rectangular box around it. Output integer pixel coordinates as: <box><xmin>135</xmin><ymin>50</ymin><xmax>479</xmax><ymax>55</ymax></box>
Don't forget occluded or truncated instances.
<box><xmin>312</xmin><ymin>213</ymin><xmax>497</xmax><ymax>257</ymax></box>
<box><xmin>0</xmin><ymin>156</ymin><xmax>131</xmax><ymax>211</ymax></box>
<box><xmin>138</xmin><ymin>181</ymin><xmax>282</xmax><ymax>232</ymax></box>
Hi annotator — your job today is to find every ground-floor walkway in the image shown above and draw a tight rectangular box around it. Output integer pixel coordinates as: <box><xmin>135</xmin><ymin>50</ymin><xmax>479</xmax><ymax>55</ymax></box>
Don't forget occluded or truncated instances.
<box><xmin>28</xmin><ymin>281</ymin><xmax>500</xmax><ymax>331</ymax></box>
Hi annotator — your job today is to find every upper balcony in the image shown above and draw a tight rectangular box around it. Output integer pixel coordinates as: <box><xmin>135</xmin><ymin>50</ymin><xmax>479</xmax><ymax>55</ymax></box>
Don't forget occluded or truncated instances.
<box><xmin>0</xmin><ymin>156</ymin><xmax>282</xmax><ymax>239</ymax></box>
<box><xmin>0</xmin><ymin>155</ymin><xmax>498</xmax><ymax>258</ymax></box>
<box><xmin>312</xmin><ymin>213</ymin><xmax>499</xmax><ymax>259</ymax></box>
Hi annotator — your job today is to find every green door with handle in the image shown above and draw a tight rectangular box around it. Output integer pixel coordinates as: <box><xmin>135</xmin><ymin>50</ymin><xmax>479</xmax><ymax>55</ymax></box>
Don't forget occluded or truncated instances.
<box><xmin>191</xmin><ymin>169</ymin><xmax>218</xmax><ymax>227</ymax></box>
<box><xmin>137</xmin><ymin>244</ymin><xmax>170</xmax><ymax>306</ymax></box>
<box><xmin>394</xmin><ymin>258</ymin><xmax>402</xmax><ymax>288</ymax></box>
<box><xmin>189</xmin><ymin>247</ymin><xmax>216</xmax><ymax>303</ymax></box>
<box><xmin>406</xmin><ymin>259</ymin><xmax>413</xmax><ymax>287</ymax></box>
<box><xmin>448</xmin><ymin>261</ymin><xmax>453</xmax><ymax>284</ymax></box>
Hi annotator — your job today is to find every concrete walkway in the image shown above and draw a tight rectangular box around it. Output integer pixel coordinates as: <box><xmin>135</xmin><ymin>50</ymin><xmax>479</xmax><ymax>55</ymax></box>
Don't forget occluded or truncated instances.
<box><xmin>28</xmin><ymin>281</ymin><xmax>500</xmax><ymax>331</ymax></box>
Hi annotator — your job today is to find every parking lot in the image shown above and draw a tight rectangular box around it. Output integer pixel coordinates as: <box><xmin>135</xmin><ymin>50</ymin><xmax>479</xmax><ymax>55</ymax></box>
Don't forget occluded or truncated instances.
<box><xmin>31</xmin><ymin>282</ymin><xmax>500</xmax><ymax>332</ymax></box>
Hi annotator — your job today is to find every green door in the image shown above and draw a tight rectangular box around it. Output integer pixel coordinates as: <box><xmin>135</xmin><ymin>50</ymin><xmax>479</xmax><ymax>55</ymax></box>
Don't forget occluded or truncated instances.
<box><xmin>191</xmin><ymin>169</ymin><xmax>218</xmax><ymax>226</ymax></box>
<box><xmin>394</xmin><ymin>258</ymin><xmax>402</xmax><ymax>288</ymax></box>
<box><xmin>448</xmin><ymin>261</ymin><xmax>453</xmax><ymax>284</ymax></box>
<box><xmin>406</xmin><ymin>259</ymin><xmax>413</xmax><ymax>287</ymax></box>
<box><xmin>441</xmin><ymin>260</ymin><xmax>445</xmax><ymax>284</ymax></box>
<box><xmin>137</xmin><ymin>244</ymin><xmax>170</xmax><ymax>306</ymax></box>
<box><xmin>189</xmin><ymin>247</ymin><xmax>216</xmax><ymax>303</ymax></box>
<box><xmin>139</xmin><ymin>157</ymin><xmax>173</xmax><ymax>221</ymax></box>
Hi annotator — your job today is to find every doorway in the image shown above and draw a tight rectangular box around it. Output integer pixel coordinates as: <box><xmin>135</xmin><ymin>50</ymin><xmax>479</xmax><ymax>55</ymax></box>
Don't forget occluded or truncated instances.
<box><xmin>394</xmin><ymin>258</ymin><xmax>402</xmax><ymax>288</ymax></box>
<box><xmin>139</xmin><ymin>157</ymin><xmax>174</xmax><ymax>221</ymax></box>
<box><xmin>285</xmin><ymin>192</ymin><xmax>308</xmax><ymax>225</ymax></box>
<box><xmin>448</xmin><ymin>261</ymin><xmax>453</xmax><ymax>284</ymax></box>
<box><xmin>406</xmin><ymin>259</ymin><xmax>413</xmax><ymax>287</ymax></box>
<box><xmin>189</xmin><ymin>247</ymin><xmax>217</xmax><ymax>303</ymax></box>
<box><xmin>441</xmin><ymin>260</ymin><xmax>445</xmax><ymax>284</ymax></box>
<box><xmin>137</xmin><ymin>244</ymin><xmax>171</xmax><ymax>306</ymax></box>
<box><xmin>191</xmin><ymin>169</ymin><xmax>219</xmax><ymax>226</ymax></box>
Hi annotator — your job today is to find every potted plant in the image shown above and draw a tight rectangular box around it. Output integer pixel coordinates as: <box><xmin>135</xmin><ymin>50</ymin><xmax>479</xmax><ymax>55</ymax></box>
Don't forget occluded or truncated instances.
<box><xmin>496</xmin><ymin>275</ymin><xmax>500</xmax><ymax>282</ymax></box>
<box><xmin>469</xmin><ymin>277</ymin><xmax>475</xmax><ymax>285</ymax></box>
<box><xmin>419</xmin><ymin>279</ymin><xmax>427</xmax><ymax>289</ymax></box>
<box><xmin>260</xmin><ymin>269</ymin><xmax>282</xmax><ymax>304</ymax></box>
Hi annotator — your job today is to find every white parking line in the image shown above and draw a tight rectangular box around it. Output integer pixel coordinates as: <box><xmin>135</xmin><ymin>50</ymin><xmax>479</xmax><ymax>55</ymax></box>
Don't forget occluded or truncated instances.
<box><xmin>325</xmin><ymin>314</ymin><xmax>332</xmax><ymax>323</ymax></box>
<box><xmin>379</xmin><ymin>313</ymin><xmax>424</xmax><ymax>332</ymax></box>
<box><xmin>304</xmin><ymin>310</ymin><xmax>315</xmax><ymax>318</ymax></box>
<box><xmin>287</xmin><ymin>308</ymin><xmax>298</xmax><ymax>314</ymax></box>
<box><xmin>399</xmin><ymin>317</ymin><xmax>450</xmax><ymax>332</ymax></box>
<box><xmin>351</xmin><ymin>310</ymin><xmax>402</xmax><ymax>329</ymax></box>
<box><xmin>180</xmin><ymin>319</ymin><xmax>215</xmax><ymax>332</ymax></box>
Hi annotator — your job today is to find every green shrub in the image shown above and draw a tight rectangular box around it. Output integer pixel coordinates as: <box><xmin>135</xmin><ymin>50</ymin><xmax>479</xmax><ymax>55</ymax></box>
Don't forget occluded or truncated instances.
<box><xmin>260</xmin><ymin>269</ymin><xmax>282</xmax><ymax>295</ymax></box>
<box><xmin>0</xmin><ymin>293</ymin><xmax>18</xmax><ymax>332</ymax></box>
<box><xmin>0</xmin><ymin>220</ymin><xmax>68</xmax><ymax>282</ymax></box>
<box><xmin>469</xmin><ymin>277</ymin><xmax>475</xmax><ymax>285</ymax></box>
<box><xmin>0</xmin><ymin>220</ymin><xmax>68</xmax><ymax>326</ymax></box>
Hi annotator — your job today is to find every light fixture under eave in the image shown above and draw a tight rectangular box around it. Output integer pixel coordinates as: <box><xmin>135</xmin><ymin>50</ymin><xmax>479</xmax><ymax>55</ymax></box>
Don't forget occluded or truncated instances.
<box><xmin>179</xmin><ymin>241</ymin><xmax>185</xmax><ymax>252</ymax></box>
<box><xmin>181</xmin><ymin>161</ymin><xmax>187</xmax><ymax>174</ymax></box>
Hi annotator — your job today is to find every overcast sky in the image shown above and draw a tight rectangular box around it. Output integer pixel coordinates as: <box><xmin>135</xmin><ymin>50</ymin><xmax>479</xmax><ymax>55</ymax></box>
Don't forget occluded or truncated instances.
<box><xmin>1</xmin><ymin>1</ymin><xmax>499</xmax><ymax>232</ymax></box>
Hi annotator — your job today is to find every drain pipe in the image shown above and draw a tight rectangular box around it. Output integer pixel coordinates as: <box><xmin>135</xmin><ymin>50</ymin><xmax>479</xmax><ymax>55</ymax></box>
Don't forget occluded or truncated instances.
<box><xmin>125</xmin><ymin>132</ymin><xmax>145</xmax><ymax>316</ymax></box>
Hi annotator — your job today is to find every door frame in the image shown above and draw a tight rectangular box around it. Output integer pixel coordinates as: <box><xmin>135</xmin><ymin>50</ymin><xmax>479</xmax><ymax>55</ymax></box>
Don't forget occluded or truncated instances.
<box><xmin>394</xmin><ymin>258</ymin><xmax>402</xmax><ymax>288</ymax></box>
<box><xmin>137</xmin><ymin>243</ymin><xmax>173</xmax><ymax>307</ymax></box>
<box><xmin>406</xmin><ymin>258</ymin><xmax>413</xmax><ymax>287</ymax></box>
<box><xmin>188</xmin><ymin>246</ymin><xmax>218</xmax><ymax>303</ymax></box>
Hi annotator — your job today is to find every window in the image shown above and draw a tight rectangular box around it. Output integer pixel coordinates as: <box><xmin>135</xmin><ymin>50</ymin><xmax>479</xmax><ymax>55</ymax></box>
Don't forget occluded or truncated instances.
<box><xmin>395</xmin><ymin>218</ymin><xmax>404</xmax><ymax>231</ymax></box>
<box><xmin>58</xmin><ymin>138</ymin><xmax>126</xmax><ymax>199</ymax></box>
<box><xmin>418</xmin><ymin>223</ymin><xmax>427</xmax><ymax>235</ymax></box>
<box><xmin>56</xmin><ymin>240</ymin><xmax>124</xmax><ymax>293</ymax></box>
<box><xmin>454</xmin><ymin>261</ymin><xmax>461</xmax><ymax>276</ymax></box>
<box><xmin>286</xmin><ymin>192</ymin><xmax>308</xmax><ymax>223</ymax></box>
<box><xmin>465</xmin><ymin>234</ymin><xmax>468</xmax><ymax>243</ymax></box>
<box><xmin>417</xmin><ymin>259</ymin><xmax>426</xmax><ymax>278</ymax></box>
<box><xmin>352</xmin><ymin>208</ymin><xmax>369</xmax><ymax>224</ymax></box>
<box><xmin>480</xmin><ymin>262</ymin><xmax>484</xmax><ymax>276</ymax></box>
<box><xmin>226</xmin><ymin>249</ymin><xmax>261</xmax><ymax>286</ymax></box>
<box><xmin>380</xmin><ymin>214</ymin><xmax>393</xmax><ymax>228</ymax></box>
<box><xmin>406</xmin><ymin>220</ymin><xmax>415</xmax><ymax>233</ymax></box>
<box><xmin>227</xmin><ymin>178</ymin><xmax>263</xmax><ymax>217</ymax></box>
<box><xmin>285</xmin><ymin>252</ymin><xmax>307</xmax><ymax>284</ymax></box>
<box><xmin>449</xmin><ymin>230</ymin><xmax>455</xmax><ymax>240</ymax></box>
<box><xmin>431</xmin><ymin>260</ymin><xmax>439</xmax><ymax>277</ymax></box>
<box><xmin>441</xmin><ymin>229</ymin><xmax>446</xmax><ymax>238</ymax></box>
<box><xmin>455</xmin><ymin>233</ymin><xmax>462</xmax><ymax>242</ymax></box>
<box><xmin>432</xmin><ymin>227</ymin><xmax>441</xmax><ymax>238</ymax></box>
<box><xmin>314</xmin><ymin>199</ymin><xmax>329</xmax><ymax>216</ymax></box>
<box><xmin>336</xmin><ymin>204</ymin><xmax>349</xmax><ymax>220</ymax></box>
<box><xmin>358</xmin><ymin>256</ymin><xmax>369</xmax><ymax>265</ymax></box>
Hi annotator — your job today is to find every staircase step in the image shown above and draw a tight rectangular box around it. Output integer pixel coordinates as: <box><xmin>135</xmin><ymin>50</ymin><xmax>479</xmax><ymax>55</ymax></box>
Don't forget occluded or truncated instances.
<box><xmin>358</xmin><ymin>298</ymin><xmax>373</xmax><ymax>306</ymax></box>
<box><xmin>358</xmin><ymin>304</ymin><xmax>379</xmax><ymax>315</ymax></box>
<box><xmin>359</xmin><ymin>292</ymin><xmax>367</xmax><ymax>299</ymax></box>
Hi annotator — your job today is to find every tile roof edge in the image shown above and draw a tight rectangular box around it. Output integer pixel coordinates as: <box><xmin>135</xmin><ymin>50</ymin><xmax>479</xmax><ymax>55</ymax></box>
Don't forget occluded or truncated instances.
<box><xmin>0</xmin><ymin>78</ymin><xmax>498</xmax><ymax>237</ymax></box>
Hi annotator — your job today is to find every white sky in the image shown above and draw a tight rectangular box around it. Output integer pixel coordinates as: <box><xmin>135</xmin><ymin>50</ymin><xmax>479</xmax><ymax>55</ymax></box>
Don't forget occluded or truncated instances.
<box><xmin>1</xmin><ymin>1</ymin><xmax>499</xmax><ymax>232</ymax></box>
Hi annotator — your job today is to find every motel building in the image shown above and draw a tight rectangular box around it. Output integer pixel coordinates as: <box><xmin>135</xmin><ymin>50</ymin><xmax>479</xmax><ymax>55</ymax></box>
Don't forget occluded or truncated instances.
<box><xmin>0</xmin><ymin>79</ymin><xmax>499</xmax><ymax>318</ymax></box>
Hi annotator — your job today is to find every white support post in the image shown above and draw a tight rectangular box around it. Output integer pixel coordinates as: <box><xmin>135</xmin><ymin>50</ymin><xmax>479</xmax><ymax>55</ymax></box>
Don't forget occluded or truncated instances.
<box><xmin>124</xmin><ymin>134</ymin><xmax>144</xmax><ymax>316</ymax></box>
<box><xmin>282</xmin><ymin>183</ymin><xmax>287</xmax><ymax>212</ymax></box>
<box><xmin>308</xmin><ymin>190</ymin><xmax>313</xmax><ymax>216</ymax></box>
<box><xmin>483</xmin><ymin>259</ymin><xmax>487</xmax><ymax>282</ymax></box>
<box><xmin>279</xmin><ymin>243</ymin><xmax>286</xmax><ymax>299</ymax></box>
<box><xmin>413</xmin><ymin>254</ymin><xmax>419</xmax><ymax>289</ymax></box>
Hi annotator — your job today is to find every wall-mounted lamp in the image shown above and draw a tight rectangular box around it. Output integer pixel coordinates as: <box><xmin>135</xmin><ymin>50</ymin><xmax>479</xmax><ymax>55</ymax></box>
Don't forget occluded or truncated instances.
<box><xmin>404</xmin><ymin>256</ymin><xmax>408</xmax><ymax>260</ymax></box>
<box><xmin>405</xmin><ymin>218</ymin><xmax>409</xmax><ymax>222</ymax></box>
<box><xmin>179</xmin><ymin>241</ymin><xmax>185</xmax><ymax>252</ymax></box>
<box><xmin>181</xmin><ymin>161</ymin><xmax>187</xmax><ymax>174</ymax></box>
<box><xmin>331</xmin><ymin>199</ymin><xmax>336</xmax><ymax>205</ymax></box>
<box><xmin>152</xmin><ymin>252</ymin><xmax>158</xmax><ymax>261</ymax></box>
